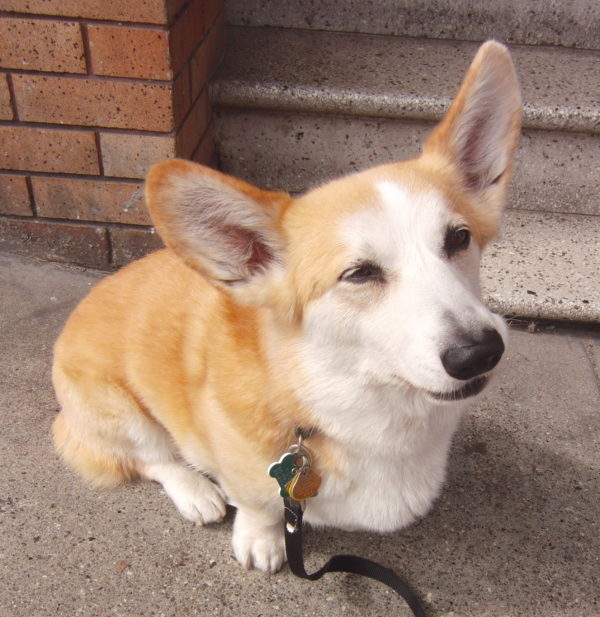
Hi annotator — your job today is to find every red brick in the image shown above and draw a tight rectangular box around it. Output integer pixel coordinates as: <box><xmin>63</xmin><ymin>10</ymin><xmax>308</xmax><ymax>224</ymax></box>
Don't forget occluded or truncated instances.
<box><xmin>33</xmin><ymin>177</ymin><xmax>149</xmax><ymax>225</ymax></box>
<box><xmin>190</xmin><ymin>9</ymin><xmax>226</xmax><ymax>101</ymax></box>
<box><xmin>110</xmin><ymin>227</ymin><xmax>164</xmax><ymax>267</ymax></box>
<box><xmin>169</xmin><ymin>0</ymin><xmax>209</xmax><ymax>74</ymax></box>
<box><xmin>13</xmin><ymin>74</ymin><xmax>174</xmax><ymax>131</ymax></box>
<box><xmin>88</xmin><ymin>25</ymin><xmax>171</xmax><ymax>80</ymax></box>
<box><xmin>0</xmin><ymin>175</ymin><xmax>33</xmax><ymax>216</ymax></box>
<box><xmin>0</xmin><ymin>0</ymin><xmax>169</xmax><ymax>24</ymax></box>
<box><xmin>0</xmin><ymin>126</ymin><xmax>99</xmax><ymax>174</ymax></box>
<box><xmin>100</xmin><ymin>133</ymin><xmax>175</xmax><ymax>179</ymax></box>
<box><xmin>0</xmin><ymin>17</ymin><xmax>85</xmax><ymax>73</ymax></box>
<box><xmin>0</xmin><ymin>73</ymin><xmax>13</xmax><ymax>120</ymax></box>
<box><xmin>0</xmin><ymin>217</ymin><xmax>109</xmax><ymax>268</ymax></box>
<box><xmin>175</xmin><ymin>88</ymin><xmax>210</xmax><ymax>159</ymax></box>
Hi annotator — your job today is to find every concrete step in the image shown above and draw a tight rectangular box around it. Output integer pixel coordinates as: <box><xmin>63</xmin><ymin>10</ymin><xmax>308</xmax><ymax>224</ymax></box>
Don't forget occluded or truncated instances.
<box><xmin>213</xmin><ymin>27</ymin><xmax>600</xmax><ymax>134</ymax></box>
<box><xmin>225</xmin><ymin>0</ymin><xmax>600</xmax><ymax>49</ymax></box>
<box><xmin>481</xmin><ymin>210</ymin><xmax>599</xmax><ymax>323</ymax></box>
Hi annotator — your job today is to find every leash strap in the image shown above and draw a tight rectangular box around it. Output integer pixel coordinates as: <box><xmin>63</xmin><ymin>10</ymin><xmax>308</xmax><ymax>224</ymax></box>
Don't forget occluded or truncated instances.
<box><xmin>284</xmin><ymin>498</ymin><xmax>427</xmax><ymax>617</ymax></box>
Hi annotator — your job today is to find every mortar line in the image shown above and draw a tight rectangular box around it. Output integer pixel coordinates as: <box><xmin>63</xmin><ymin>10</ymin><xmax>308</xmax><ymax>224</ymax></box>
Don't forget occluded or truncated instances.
<box><xmin>0</xmin><ymin>10</ymin><xmax>170</xmax><ymax>30</ymax></box>
<box><xmin>94</xmin><ymin>131</ymin><xmax>105</xmax><ymax>176</ymax></box>
<box><xmin>24</xmin><ymin>176</ymin><xmax>38</xmax><ymax>217</ymax></box>
<box><xmin>80</xmin><ymin>21</ymin><xmax>93</xmax><ymax>75</ymax></box>
<box><xmin>0</xmin><ymin>119</ymin><xmax>176</xmax><ymax>138</ymax></box>
<box><xmin>5</xmin><ymin>73</ymin><xmax>19</xmax><ymax>121</ymax></box>
<box><xmin>0</xmin><ymin>212</ymin><xmax>154</xmax><ymax>231</ymax></box>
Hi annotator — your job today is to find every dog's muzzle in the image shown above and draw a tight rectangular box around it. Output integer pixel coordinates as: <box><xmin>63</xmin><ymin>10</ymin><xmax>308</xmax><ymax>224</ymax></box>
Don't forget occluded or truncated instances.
<box><xmin>428</xmin><ymin>374</ymin><xmax>489</xmax><ymax>402</ymax></box>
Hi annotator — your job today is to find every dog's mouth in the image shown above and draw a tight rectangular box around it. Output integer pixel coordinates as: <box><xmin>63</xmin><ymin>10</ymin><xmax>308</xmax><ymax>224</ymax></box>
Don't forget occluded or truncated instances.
<box><xmin>427</xmin><ymin>375</ymin><xmax>488</xmax><ymax>402</ymax></box>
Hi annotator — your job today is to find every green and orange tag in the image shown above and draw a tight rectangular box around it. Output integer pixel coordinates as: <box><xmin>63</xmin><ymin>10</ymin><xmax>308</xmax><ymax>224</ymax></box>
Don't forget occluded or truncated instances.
<box><xmin>268</xmin><ymin>440</ymin><xmax>321</xmax><ymax>501</ymax></box>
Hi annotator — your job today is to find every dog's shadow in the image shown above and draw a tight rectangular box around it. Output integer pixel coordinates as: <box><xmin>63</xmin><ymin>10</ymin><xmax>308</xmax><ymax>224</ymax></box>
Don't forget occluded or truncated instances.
<box><xmin>303</xmin><ymin>414</ymin><xmax>599</xmax><ymax>616</ymax></box>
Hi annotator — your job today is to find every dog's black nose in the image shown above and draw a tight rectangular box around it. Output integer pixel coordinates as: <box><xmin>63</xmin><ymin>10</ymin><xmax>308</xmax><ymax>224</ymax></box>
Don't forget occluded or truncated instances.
<box><xmin>441</xmin><ymin>328</ymin><xmax>504</xmax><ymax>381</ymax></box>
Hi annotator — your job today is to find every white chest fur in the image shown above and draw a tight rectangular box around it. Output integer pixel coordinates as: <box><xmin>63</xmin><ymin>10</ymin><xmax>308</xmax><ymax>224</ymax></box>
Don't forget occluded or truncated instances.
<box><xmin>298</xmin><ymin>375</ymin><xmax>465</xmax><ymax>532</ymax></box>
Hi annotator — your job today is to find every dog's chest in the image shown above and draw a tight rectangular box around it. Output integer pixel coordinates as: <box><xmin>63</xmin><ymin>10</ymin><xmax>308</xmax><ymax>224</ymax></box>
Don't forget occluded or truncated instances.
<box><xmin>305</xmin><ymin>442</ymin><xmax>445</xmax><ymax>531</ymax></box>
<box><xmin>303</xmin><ymin>416</ymin><xmax>458</xmax><ymax>532</ymax></box>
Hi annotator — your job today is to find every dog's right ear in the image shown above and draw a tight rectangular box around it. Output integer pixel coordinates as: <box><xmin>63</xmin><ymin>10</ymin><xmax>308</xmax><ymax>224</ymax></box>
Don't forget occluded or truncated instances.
<box><xmin>145</xmin><ymin>159</ymin><xmax>291</xmax><ymax>285</ymax></box>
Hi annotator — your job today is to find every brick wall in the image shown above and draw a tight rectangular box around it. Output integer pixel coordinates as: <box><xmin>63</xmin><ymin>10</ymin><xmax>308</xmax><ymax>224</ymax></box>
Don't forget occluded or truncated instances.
<box><xmin>0</xmin><ymin>0</ymin><xmax>225</xmax><ymax>268</ymax></box>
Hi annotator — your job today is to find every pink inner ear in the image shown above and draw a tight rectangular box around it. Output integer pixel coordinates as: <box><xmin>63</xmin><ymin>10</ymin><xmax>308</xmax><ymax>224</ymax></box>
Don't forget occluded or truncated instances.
<box><xmin>221</xmin><ymin>225</ymin><xmax>275</xmax><ymax>276</ymax></box>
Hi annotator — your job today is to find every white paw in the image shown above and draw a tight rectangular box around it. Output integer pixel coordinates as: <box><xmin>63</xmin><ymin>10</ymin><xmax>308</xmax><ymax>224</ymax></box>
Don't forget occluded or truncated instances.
<box><xmin>143</xmin><ymin>462</ymin><xmax>227</xmax><ymax>525</ymax></box>
<box><xmin>168</xmin><ymin>475</ymin><xmax>226</xmax><ymax>525</ymax></box>
<box><xmin>232</xmin><ymin>509</ymin><xmax>285</xmax><ymax>573</ymax></box>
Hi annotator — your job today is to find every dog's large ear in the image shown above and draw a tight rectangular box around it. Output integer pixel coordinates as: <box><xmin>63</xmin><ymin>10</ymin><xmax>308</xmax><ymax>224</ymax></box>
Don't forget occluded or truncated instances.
<box><xmin>145</xmin><ymin>159</ymin><xmax>290</xmax><ymax>285</ymax></box>
<box><xmin>423</xmin><ymin>41</ymin><xmax>522</xmax><ymax>209</ymax></box>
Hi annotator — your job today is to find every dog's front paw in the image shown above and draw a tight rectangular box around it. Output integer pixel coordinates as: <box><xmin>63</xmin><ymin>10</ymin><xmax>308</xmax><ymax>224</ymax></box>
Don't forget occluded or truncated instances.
<box><xmin>232</xmin><ymin>509</ymin><xmax>285</xmax><ymax>573</ymax></box>
<box><xmin>170</xmin><ymin>474</ymin><xmax>227</xmax><ymax>525</ymax></box>
<box><xmin>142</xmin><ymin>462</ymin><xmax>227</xmax><ymax>525</ymax></box>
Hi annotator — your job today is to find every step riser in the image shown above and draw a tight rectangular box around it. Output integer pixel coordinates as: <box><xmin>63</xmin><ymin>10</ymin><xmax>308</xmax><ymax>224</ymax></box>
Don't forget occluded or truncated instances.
<box><xmin>214</xmin><ymin>108</ymin><xmax>600</xmax><ymax>216</ymax></box>
<box><xmin>225</xmin><ymin>0</ymin><xmax>600</xmax><ymax>50</ymax></box>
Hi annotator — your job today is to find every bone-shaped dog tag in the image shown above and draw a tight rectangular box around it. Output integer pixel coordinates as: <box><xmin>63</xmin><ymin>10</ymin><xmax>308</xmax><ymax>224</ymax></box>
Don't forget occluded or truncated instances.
<box><xmin>268</xmin><ymin>452</ymin><xmax>297</xmax><ymax>498</ymax></box>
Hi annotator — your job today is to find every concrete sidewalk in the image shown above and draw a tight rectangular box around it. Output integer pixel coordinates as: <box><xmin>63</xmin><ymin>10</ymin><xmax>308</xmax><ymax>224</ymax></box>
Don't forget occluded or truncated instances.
<box><xmin>1</xmin><ymin>250</ymin><xmax>599</xmax><ymax>617</ymax></box>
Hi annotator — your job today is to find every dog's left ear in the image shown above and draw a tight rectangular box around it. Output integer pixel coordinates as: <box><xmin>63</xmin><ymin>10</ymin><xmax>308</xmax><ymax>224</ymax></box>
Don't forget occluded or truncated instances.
<box><xmin>423</xmin><ymin>41</ymin><xmax>522</xmax><ymax>209</ymax></box>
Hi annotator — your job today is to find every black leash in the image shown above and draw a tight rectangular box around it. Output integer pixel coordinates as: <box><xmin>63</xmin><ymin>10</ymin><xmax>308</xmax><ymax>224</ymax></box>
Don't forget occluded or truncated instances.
<box><xmin>283</xmin><ymin>498</ymin><xmax>427</xmax><ymax>617</ymax></box>
<box><xmin>268</xmin><ymin>430</ymin><xmax>427</xmax><ymax>617</ymax></box>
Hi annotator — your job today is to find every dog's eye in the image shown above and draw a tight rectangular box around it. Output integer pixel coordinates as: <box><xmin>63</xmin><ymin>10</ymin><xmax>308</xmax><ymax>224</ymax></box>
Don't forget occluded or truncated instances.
<box><xmin>340</xmin><ymin>262</ymin><xmax>385</xmax><ymax>284</ymax></box>
<box><xmin>444</xmin><ymin>226</ymin><xmax>470</xmax><ymax>256</ymax></box>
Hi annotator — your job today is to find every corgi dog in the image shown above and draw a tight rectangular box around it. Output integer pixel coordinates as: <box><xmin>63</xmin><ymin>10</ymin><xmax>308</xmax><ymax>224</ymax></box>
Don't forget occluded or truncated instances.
<box><xmin>52</xmin><ymin>41</ymin><xmax>521</xmax><ymax>573</ymax></box>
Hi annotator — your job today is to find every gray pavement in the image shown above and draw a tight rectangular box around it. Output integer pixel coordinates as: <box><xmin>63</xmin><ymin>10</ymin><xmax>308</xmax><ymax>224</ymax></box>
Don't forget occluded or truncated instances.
<box><xmin>1</xmin><ymin>250</ymin><xmax>599</xmax><ymax>617</ymax></box>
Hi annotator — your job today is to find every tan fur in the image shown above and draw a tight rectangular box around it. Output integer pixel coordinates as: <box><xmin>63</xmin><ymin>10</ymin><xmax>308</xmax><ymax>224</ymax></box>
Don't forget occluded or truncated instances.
<box><xmin>52</xmin><ymin>40</ymin><xmax>521</xmax><ymax>572</ymax></box>
<box><xmin>53</xmin><ymin>249</ymin><xmax>311</xmax><ymax>491</ymax></box>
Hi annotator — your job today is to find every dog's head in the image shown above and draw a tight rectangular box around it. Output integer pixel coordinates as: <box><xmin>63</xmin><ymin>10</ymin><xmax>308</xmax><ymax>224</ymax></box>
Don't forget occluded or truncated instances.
<box><xmin>146</xmin><ymin>41</ymin><xmax>521</xmax><ymax>404</ymax></box>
